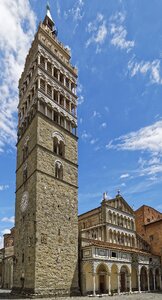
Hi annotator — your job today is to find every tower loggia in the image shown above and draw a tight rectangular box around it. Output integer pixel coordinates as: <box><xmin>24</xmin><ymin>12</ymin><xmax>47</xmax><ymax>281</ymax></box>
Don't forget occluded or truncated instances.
<box><xmin>13</xmin><ymin>5</ymin><xmax>79</xmax><ymax>296</ymax></box>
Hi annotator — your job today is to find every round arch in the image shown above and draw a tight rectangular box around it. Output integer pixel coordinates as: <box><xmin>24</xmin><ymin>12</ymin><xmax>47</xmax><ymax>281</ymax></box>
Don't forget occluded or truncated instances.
<box><xmin>140</xmin><ymin>266</ymin><xmax>148</xmax><ymax>291</ymax></box>
<box><xmin>120</xmin><ymin>265</ymin><xmax>130</xmax><ymax>292</ymax></box>
<box><xmin>96</xmin><ymin>263</ymin><xmax>109</xmax><ymax>294</ymax></box>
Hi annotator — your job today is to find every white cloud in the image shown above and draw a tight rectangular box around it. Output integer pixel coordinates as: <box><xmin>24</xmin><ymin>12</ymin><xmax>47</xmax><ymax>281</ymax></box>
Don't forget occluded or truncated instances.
<box><xmin>92</xmin><ymin>110</ymin><xmax>101</xmax><ymax>118</ymax></box>
<box><xmin>0</xmin><ymin>185</ymin><xmax>9</xmax><ymax>191</ymax></box>
<box><xmin>106</xmin><ymin>121</ymin><xmax>162</xmax><ymax>154</ymax></box>
<box><xmin>81</xmin><ymin>130</ymin><xmax>91</xmax><ymax>141</ymax></box>
<box><xmin>86</xmin><ymin>13</ymin><xmax>108</xmax><ymax>51</ymax></box>
<box><xmin>101</xmin><ymin>122</ymin><xmax>107</xmax><ymax>128</ymax></box>
<box><xmin>128</xmin><ymin>58</ymin><xmax>162</xmax><ymax>85</ymax></box>
<box><xmin>106</xmin><ymin>121</ymin><xmax>162</xmax><ymax>180</ymax></box>
<box><xmin>110</xmin><ymin>12</ymin><xmax>135</xmax><ymax>52</ymax></box>
<box><xmin>64</xmin><ymin>0</ymin><xmax>84</xmax><ymax>22</ymax></box>
<box><xmin>105</xmin><ymin>106</ymin><xmax>110</xmax><ymax>113</ymax></box>
<box><xmin>120</xmin><ymin>173</ymin><xmax>130</xmax><ymax>179</ymax></box>
<box><xmin>90</xmin><ymin>139</ymin><xmax>98</xmax><ymax>145</ymax></box>
<box><xmin>77</xmin><ymin>83</ymin><xmax>85</xmax><ymax>105</ymax></box>
<box><xmin>1</xmin><ymin>216</ymin><xmax>15</xmax><ymax>224</ymax></box>
<box><xmin>0</xmin><ymin>0</ymin><xmax>36</xmax><ymax>153</ymax></box>
<box><xmin>56</xmin><ymin>0</ymin><xmax>61</xmax><ymax>17</ymax></box>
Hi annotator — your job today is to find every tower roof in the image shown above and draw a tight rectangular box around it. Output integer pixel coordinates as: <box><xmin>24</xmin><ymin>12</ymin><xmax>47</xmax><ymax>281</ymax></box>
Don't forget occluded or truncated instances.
<box><xmin>43</xmin><ymin>2</ymin><xmax>55</xmax><ymax>30</ymax></box>
<box><xmin>46</xmin><ymin>2</ymin><xmax>53</xmax><ymax>22</ymax></box>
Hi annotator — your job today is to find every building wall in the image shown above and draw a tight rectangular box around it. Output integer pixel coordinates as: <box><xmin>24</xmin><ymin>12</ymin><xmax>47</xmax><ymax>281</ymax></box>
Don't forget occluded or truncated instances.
<box><xmin>135</xmin><ymin>206</ymin><xmax>162</xmax><ymax>259</ymax></box>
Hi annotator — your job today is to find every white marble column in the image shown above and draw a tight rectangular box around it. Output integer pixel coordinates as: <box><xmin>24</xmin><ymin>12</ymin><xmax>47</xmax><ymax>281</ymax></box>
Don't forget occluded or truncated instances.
<box><xmin>130</xmin><ymin>274</ymin><xmax>132</xmax><ymax>293</ymax></box>
<box><xmin>108</xmin><ymin>274</ymin><xmax>111</xmax><ymax>295</ymax></box>
<box><xmin>93</xmin><ymin>273</ymin><xmax>96</xmax><ymax>296</ymax></box>
<box><xmin>147</xmin><ymin>269</ymin><xmax>150</xmax><ymax>292</ymax></box>
<box><xmin>153</xmin><ymin>270</ymin><xmax>156</xmax><ymax>290</ymax></box>
<box><xmin>159</xmin><ymin>272</ymin><xmax>162</xmax><ymax>290</ymax></box>
<box><xmin>138</xmin><ymin>272</ymin><xmax>141</xmax><ymax>292</ymax></box>
<box><xmin>117</xmin><ymin>273</ymin><xmax>120</xmax><ymax>294</ymax></box>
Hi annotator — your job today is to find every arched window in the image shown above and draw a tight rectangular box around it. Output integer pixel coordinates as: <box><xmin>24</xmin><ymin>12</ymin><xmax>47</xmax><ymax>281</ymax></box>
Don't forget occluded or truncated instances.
<box><xmin>52</xmin><ymin>132</ymin><xmax>65</xmax><ymax>158</ymax></box>
<box><xmin>55</xmin><ymin>160</ymin><xmax>63</xmax><ymax>180</ymax></box>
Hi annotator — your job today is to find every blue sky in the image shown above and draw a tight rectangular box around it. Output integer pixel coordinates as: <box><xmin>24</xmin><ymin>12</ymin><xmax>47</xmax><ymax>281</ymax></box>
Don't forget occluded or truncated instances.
<box><xmin>0</xmin><ymin>0</ymin><xmax>162</xmax><ymax>247</ymax></box>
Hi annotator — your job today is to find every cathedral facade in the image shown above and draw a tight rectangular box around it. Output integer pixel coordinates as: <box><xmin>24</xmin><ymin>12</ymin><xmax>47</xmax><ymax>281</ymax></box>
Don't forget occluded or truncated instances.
<box><xmin>0</xmin><ymin>5</ymin><xmax>161</xmax><ymax>298</ymax></box>
<box><xmin>79</xmin><ymin>193</ymin><xmax>162</xmax><ymax>295</ymax></box>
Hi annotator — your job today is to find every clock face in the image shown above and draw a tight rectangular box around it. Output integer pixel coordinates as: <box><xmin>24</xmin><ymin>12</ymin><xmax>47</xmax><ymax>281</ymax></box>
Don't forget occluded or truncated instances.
<box><xmin>20</xmin><ymin>191</ymin><xmax>29</xmax><ymax>213</ymax></box>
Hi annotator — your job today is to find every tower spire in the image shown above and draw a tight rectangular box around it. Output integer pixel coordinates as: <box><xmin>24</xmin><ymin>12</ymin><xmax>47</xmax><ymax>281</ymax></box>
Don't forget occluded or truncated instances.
<box><xmin>46</xmin><ymin>1</ymin><xmax>53</xmax><ymax>22</ymax></box>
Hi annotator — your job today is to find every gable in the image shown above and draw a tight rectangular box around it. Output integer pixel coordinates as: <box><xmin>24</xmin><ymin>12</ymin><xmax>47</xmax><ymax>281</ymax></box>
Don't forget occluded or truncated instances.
<box><xmin>108</xmin><ymin>196</ymin><xmax>134</xmax><ymax>215</ymax></box>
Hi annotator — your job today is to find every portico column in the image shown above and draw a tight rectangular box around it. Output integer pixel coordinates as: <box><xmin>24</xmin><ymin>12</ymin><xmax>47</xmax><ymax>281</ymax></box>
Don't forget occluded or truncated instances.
<box><xmin>159</xmin><ymin>271</ymin><xmax>162</xmax><ymax>290</ymax></box>
<box><xmin>138</xmin><ymin>272</ymin><xmax>141</xmax><ymax>292</ymax></box>
<box><xmin>117</xmin><ymin>272</ymin><xmax>120</xmax><ymax>294</ymax></box>
<box><xmin>92</xmin><ymin>273</ymin><xmax>96</xmax><ymax>296</ymax></box>
<box><xmin>153</xmin><ymin>270</ymin><xmax>156</xmax><ymax>290</ymax></box>
<box><xmin>129</xmin><ymin>274</ymin><xmax>132</xmax><ymax>293</ymax></box>
<box><xmin>147</xmin><ymin>269</ymin><xmax>150</xmax><ymax>292</ymax></box>
<box><xmin>108</xmin><ymin>274</ymin><xmax>111</xmax><ymax>295</ymax></box>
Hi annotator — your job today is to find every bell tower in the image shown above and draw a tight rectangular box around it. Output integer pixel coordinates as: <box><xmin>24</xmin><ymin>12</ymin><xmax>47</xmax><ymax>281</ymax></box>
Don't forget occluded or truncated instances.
<box><xmin>13</xmin><ymin>4</ymin><xmax>79</xmax><ymax>296</ymax></box>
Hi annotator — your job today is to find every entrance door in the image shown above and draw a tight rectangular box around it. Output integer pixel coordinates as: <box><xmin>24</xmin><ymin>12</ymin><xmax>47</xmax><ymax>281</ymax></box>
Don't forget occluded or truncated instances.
<box><xmin>120</xmin><ymin>272</ymin><xmax>126</xmax><ymax>292</ymax></box>
<box><xmin>99</xmin><ymin>275</ymin><xmax>106</xmax><ymax>294</ymax></box>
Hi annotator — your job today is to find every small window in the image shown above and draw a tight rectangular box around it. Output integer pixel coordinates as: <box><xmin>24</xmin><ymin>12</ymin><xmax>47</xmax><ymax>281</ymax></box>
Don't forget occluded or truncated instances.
<box><xmin>112</xmin><ymin>252</ymin><xmax>117</xmax><ymax>258</ymax></box>
<box><xmin>147</xmin><ymin>218</ymin><xmax>150</xmax><ymax>223</ymax></box>
<box><xmin>55</xmin><ymin>161</ymin><xmax>63</xmax><ymax>180</ymax></box>
<box><xmin>149</xmin><ymin>235</ymin><xmax>154</xmax><ymax>242</ymax></box>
